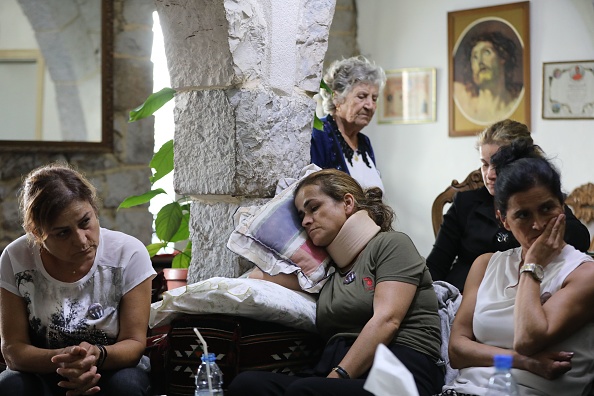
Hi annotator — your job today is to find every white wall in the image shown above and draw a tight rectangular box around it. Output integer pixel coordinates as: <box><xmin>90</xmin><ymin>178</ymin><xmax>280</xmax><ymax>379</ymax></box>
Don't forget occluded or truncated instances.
<box><xmin>356</xmin><ymin>0</ymin><xmax>594</xmax><ymax>257</ymax></box>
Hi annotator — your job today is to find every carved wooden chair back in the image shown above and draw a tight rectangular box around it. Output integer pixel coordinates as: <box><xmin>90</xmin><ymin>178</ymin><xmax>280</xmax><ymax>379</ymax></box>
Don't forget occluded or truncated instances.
<box><xmin>565</xmin><ymin>182</ymin><xmax>594</xmax><ymax>252</ymax></box>
<box><xmin>432</xmin><ymin>169</ymin><xmax>485</xmax><ymax>237</ymax></box>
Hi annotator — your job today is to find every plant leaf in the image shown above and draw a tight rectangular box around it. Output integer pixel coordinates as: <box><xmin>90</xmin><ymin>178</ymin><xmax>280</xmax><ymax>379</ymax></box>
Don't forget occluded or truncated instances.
<box><xmin>129</xmin><ymin>87</ymin><xmax>176</xmax><ymax>122</ymax></box>
<box><xmin>312</xmin><ymin>79</ymin><xmax>330</xmax><ymax>130</ymax></box>
<box><xmin>320</xmin><ymin>79</ymin><xmax>332</xmax><ymax>94</ymax></box>
<box><xmin>146</xmin><ymin>242</ymin><xmax>167</xmax><ymax>257</ymax></box>
<box><xmin>313</xmin><ymin>113</ymin><xmax>324</xmax><ymax>131</ymax></box>
<box><xmin>172</xmin><ymin>241</ymin><xmax>192</xmax><ymax>268</ymax></box>
<box><xmin>155</xmin><ymin>202</ymin><xmax>183</xmax><ymax>241</ymax></box>
<box><xmin>118</xmin><ymin>189</ymin><xmax>166</xmax><ymax>209</ymax></box>
<box><xmin>170</xmin><ymin>211</ymin><xmax>190</xmax><ymax>242</ymax></box>
<box><xmin>183</xmin><ymin>240</ymin><xmax>192</xmax><ymax>254</ymax></box>
<box><xmin>172</xmin><ymin>253</ymin><xmax>190</xmax><ymax>269</ymax></box>
<box><xmin>150</xmin><ymin>139</ymin><xmax>174</xmax><ymax>184</ymax></box>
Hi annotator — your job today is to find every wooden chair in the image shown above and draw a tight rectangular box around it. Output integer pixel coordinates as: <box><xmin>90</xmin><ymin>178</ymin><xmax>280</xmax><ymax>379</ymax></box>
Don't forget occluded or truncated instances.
<box><xmin>431</xmin><ymin>169</ymin><xmax>484</xmax><ymax>237</ymax></box>
<box><xmin>565</xmin><ymin>182</ymin><xmax>594</xmax><ymax>252</ymax></box>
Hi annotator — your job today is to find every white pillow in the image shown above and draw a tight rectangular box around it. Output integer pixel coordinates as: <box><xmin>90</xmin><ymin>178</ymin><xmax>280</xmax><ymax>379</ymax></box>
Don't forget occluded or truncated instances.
<box><xmin>149</xmin><ymin>277</ymin><xmax>317</xmax><ymax>332</ymax></box>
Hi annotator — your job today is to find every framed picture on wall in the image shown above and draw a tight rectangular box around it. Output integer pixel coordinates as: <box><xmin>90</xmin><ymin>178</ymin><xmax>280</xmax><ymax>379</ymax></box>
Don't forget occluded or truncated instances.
<box><xmin>542</xmin><ymin>60</ymin><xmax>594</xmax><ymax>119</ymax></box>
<box><xmin>378</xmin><ymin>67</ymin><xmax>436</xmax><ymax>124</ymax></box>
<box><xmin>447</xmin><ymin>1</ymin><xmax>530</xmax><ymax>137</ymax></box>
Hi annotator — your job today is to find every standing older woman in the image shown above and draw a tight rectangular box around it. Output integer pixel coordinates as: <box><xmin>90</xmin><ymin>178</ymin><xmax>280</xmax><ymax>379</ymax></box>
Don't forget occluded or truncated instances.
<box><xmin>427</xmin><ymin>119</ymin><xmax>590</xmax><ymax>292</ymax></box>
<box><xmin>229</xmin><ymin>169</ymin><xmax>443</xmax><ymax>396</ymax></box>
<box><xmin>441</xmin><ymin>141</ymin><xmax>594</xmax><ymax>395</ymax></box>
<box><xmin>311</xmin><ymin>56</ymin><xmax>386</xmax><ymax>191</ymax></box>
<box><xmin>0</xmin><ymin>163</ymin><xmax>156</xmax><ymax>396</ymax></box>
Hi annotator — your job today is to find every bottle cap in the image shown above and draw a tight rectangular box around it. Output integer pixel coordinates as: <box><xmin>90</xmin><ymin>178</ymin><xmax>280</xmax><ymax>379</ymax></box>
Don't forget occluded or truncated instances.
<box><xmin>201</xmin><ymin>352</ymin><xmax>216</xmax><ymax>363</ymax></box>
<box><xmin>493</xmin><ymin>354</ymin><xmax>513</xmax><ymax>369</ymax></box>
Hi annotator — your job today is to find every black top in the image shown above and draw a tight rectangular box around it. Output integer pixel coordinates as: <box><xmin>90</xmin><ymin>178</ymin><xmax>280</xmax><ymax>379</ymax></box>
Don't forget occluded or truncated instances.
<box><xmin>426</xmin><ymin>186</ymin><xmax>591</xmax><ymax>292</ymax></box>
<box><xmin>310</xmin><ymin>115</ymin><xmax>376</xmax><ymax>174</ymax></box>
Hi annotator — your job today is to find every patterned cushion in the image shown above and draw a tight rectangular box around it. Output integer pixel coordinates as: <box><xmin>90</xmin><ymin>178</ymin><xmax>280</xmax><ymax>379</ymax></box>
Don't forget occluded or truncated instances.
<box><xmin>163</xmin><ymin>314</ymin><xmax>325</xmax><ymax>396</ymax></box>
<box><xmin>227</xmin><ymin>164</ymin><xmax>333</xmax><ymax>293</ymax></box>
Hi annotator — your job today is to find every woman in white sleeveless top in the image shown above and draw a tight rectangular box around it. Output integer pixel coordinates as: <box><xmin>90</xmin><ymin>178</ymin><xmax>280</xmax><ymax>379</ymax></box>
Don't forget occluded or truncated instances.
<box><xmin>442</xmin><ymin>141</ymin><xmax>594</xmax><ymax>396</ymax></box>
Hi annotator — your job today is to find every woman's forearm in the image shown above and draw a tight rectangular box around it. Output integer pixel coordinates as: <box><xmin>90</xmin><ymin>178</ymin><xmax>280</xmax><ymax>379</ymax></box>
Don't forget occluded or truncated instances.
<box><xmin>450</xmin><ymin>334</ymin><xmax>515</xmax><ymax>369</ymax></box>
<box><xmin>513</xmin><ymin>275</ymin><xmax>548</xmax><ymax>355</ymax></box>
<box><xmin>334</xmin><ymin>315</ymin><xmax>399</xmax><ymax>379</ymax></box>
<box><xmin>2</xmin><ymin>342</ymin><xmax>63</xmax><ymax>373</ymax></box>
<box><xmin>4</xmin><ymin>336</ymin><xmax>145</xmax><ymax>374</ymax></box>
<box><xmin>450</xmin><ymin>334</ymin><xmax>573</xmax><ymax>380</ymax></box>
<box><xmin>333</xmin><ymin>280</ymin><xmax>418</xmax><ymax>379</ymax></box>
<box><xmin>449</xmin><ymin>333</ymin><xmax>537</xmax><ymax>372</ymax></box>
<box><xmin>100</xmin><ymin>338</ymin><xmax>147</xmax><ymax>371</ymax></box>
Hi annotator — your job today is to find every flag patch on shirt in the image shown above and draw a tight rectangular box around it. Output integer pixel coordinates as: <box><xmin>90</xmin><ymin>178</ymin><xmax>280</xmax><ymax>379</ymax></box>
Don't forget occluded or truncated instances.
<box><xmin>363</xmin><ymin>277</ymin><xmax>374</xmax><ymax>291</ymax></box>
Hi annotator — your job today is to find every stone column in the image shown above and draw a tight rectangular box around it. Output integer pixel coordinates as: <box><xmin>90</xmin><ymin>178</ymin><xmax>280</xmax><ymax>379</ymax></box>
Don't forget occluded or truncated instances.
<box><xmin>155</xmin><ymin>0</ymin><xmax>336</xmax><ymax>282</ymax></box>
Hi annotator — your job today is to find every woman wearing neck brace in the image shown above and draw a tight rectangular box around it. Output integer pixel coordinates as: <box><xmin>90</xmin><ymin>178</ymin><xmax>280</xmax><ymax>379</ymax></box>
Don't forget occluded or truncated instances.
<box><xmin>229</xmin><ymin>169</ymin><xmax>443</xmax><ymax>396</ymax></box>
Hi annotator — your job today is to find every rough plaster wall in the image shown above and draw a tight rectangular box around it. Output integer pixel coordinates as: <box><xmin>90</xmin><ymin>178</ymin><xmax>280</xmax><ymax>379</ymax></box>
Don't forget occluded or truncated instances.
<box><xmin>156</xmin><ymin>0</ymin><xmax>337</xmax><ymax>283</ymax></box>
<box><xmin>0</xmin><ymin>0</ymin><xmax>155</xmax><ymax>249</ymax></box>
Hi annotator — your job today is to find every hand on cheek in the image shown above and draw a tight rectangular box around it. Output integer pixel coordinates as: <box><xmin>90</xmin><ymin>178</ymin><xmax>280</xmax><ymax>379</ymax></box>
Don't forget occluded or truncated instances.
<box><xmin>525</xmin><ymin>214</ymin><xmax>566</xmax><ymax>267</ymax></box>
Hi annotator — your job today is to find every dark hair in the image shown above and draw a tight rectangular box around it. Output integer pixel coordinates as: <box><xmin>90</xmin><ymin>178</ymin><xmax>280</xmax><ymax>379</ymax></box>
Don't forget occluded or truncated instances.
<box><xmin>491</xmin><ymin>140</ymin><xmax>563</xmax><ymax>219</ymax></box>
<box><xmin>462</xmin><ymin>31</ymin><xmax>521</xmax><ymax>97</ymax></box>
<box><xmin>295</xmin><ymin>169</ymin><xmax>394</xmax><ymax>232</ymax></box>
<box><xmin>19</xmin><ymin>162</ymin><xmax>99</xmax><ymax>243</ymax></box>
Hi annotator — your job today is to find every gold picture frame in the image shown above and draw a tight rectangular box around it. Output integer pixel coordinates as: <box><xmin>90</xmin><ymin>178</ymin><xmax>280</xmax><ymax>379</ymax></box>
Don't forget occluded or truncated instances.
<box><xmin>542</xmin><ymin>60</ymin><xmax>594</xmax><ymax>119</ymax></box>
<box><xmin>378</xmin><ymin>67</ymin><xmax>436</xmax><ymax>124</ymax></box>
<box><xmin>448</xmin><ymin>1</ymin><xmax>530</xmax><ymax>136</ymax></box>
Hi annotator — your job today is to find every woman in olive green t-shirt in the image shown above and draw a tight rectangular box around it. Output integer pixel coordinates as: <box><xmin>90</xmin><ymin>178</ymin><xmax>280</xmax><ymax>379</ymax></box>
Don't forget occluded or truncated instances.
<box><xmin>229</xmin><ymin>169</ymin><xmax>443</xmax><ymax>396</ymax></box>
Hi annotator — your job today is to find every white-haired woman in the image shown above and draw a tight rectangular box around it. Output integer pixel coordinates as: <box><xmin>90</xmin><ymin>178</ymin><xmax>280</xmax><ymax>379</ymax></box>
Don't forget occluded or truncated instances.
<box><xmin>312</xmin><ymin>56</ymin><xmax>386</xmax><ymax>191</ymax></box>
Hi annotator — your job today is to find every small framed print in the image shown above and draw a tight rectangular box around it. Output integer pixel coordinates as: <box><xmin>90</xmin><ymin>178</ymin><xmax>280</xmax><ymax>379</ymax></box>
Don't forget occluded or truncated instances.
<box><xmin>542</xmin><ymin>60</ymin><xmax>594</xmax><ymax>119</ymax></box>
<box><xmin>378</xmin><ymin>67</ymin><xmax>436</xmax><ymax>124</ymax></box>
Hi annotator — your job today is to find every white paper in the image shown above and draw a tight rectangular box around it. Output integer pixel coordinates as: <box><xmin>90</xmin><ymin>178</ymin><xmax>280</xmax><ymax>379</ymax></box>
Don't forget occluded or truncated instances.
<box><xmin>363</xmin><ymin>344</ymin><xmax>420</xmax><ymax>396</ymax></box>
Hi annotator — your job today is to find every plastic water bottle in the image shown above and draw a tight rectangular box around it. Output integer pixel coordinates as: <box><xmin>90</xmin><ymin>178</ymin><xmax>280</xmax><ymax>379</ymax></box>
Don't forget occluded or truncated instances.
<box><xmin>485</xmin><ymin>354</ymin><xmax>519</xmax><ymax>396</ymax></box>
<box><xmin>195</xmin><ymin>352</ymin><xmax>224</xmax><ymax>395</ymax></box>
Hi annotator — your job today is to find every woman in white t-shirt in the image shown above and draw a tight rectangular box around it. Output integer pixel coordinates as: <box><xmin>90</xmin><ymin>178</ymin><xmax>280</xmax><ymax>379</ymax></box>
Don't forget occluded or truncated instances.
<box><xmin>442</xmin><ymin>142</ymin><xmax>594</xmax><ymax>396</ymax></box>
<box><xmin>0</xmin><ymin>163</ymin><xmax>156</xmax><ymax>396</ymax></box>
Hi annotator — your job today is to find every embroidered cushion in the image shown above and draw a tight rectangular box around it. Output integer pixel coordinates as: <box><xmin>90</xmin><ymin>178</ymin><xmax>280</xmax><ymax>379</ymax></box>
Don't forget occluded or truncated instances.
<box><xmin>163</xmin><ymin>314</ymin><xmax>324</xmax><ymax>395</ymax></box>
<box><xmin>227</xmin><ymin>165</ymin><xmax>333</xmax><ymax>293</ymax></box>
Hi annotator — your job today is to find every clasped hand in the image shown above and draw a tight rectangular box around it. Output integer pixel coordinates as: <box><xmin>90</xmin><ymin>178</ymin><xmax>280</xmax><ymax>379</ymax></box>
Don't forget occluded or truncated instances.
<box><xmin>524</xmin><ymin>214</ymin><xmax>566</xmax><ymax>268</ymax></box>
<box><xmin>526</xmin><ymin>350</ymin><xmax>573</xmax><ymax>380</ymax></box>
<box><xmin>51</xmin><ymin>342</ymin><xmax>101</xmax><ymax>395</ymax></box>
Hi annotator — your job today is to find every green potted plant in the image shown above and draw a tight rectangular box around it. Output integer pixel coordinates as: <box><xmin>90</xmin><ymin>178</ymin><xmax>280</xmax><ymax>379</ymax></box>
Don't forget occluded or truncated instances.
<box><xmin>118</xmin><ymin>88</ymin><xmax>190</xmax><ymax>289</ymax></box>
